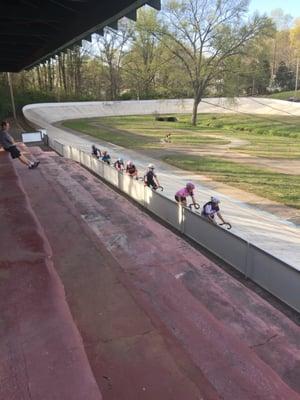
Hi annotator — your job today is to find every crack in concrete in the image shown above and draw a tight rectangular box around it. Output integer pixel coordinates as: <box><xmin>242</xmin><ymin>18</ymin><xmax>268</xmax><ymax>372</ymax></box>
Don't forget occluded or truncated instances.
<box><xmin>250</xmin><ymin>334</ymin><xmax>278</xmax><ymax>349</ymax></box>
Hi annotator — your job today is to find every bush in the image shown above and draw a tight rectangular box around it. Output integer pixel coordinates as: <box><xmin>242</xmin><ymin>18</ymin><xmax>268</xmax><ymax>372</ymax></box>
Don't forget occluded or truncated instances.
<box><xmin>119</xmin><ymin>92</ymin><xmax>134</xmax><ymax>100</ymax></box>
<box><xmin>155</xmin><ymin>116</ymin><xmax>178</xmax><ymax>122</ymax></box>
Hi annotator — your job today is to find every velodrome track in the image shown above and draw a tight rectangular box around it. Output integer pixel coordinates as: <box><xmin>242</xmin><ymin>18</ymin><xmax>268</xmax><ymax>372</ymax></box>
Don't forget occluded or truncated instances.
<box><xmin>23</xmin><ymin>97</ymin><xmax>300</xmax><ymax>270</ymax></box>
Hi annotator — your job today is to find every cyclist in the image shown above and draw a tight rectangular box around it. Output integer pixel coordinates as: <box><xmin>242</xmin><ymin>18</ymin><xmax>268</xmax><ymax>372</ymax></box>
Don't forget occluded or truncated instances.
<box><xmin>126</xmin><ymin>160</ymin><xmax>138</xmax><ymax>179</ymax></box>
<box><xmin>144</xmin><ymin>163</ymin><xmax>160</xmax><ymax>190</ymax></box>
<box><xmin>91</xmin><ymin>144</ymin><xmax>101</xmax><ymax>159</ymax></box>
<box><xmin>101</xmin><ymin>150</ymin><xmax>111</xmax><ymax>165</ymax></box>
<box><xmin>201</xmin><ymin>196</ymin><xmax>227</xmax><ymax>225</ymax></box>
<box><xmin>114</xmin><ymin>157</ymin><xmax>125</xmax><ymax>171</ymax></box>
<box><xmin>175</xmin><ymin>182</ymin><xmax>197</xmax><ymax>207</ymax></box>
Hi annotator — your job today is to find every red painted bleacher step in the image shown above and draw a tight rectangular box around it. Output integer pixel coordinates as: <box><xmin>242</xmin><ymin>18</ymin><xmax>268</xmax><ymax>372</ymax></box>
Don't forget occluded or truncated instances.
<box><xmin>0</xmin><ymin>151</ymin><xmax>102</xmax><ymax>400</ymax></box>
<box><xmin>12</xmin><ymin>146</ymin><xmax>300</xmax><ymax>400</ymax></box>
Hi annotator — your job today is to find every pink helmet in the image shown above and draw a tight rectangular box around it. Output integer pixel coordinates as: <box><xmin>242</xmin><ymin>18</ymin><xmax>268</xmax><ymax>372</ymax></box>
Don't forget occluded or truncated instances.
<box><xmin>186</xmin><ymin>182</ymin><xmax>195</xmax><ymax>190</ymax></box>
<box><xmin>127</xmin><ymin>160</ymin><xmax>133</xmax><ymax>166</ymax></box>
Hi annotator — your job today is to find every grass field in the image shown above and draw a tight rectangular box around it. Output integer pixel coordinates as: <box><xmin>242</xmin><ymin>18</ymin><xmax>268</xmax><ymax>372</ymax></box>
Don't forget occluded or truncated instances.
<box><xmin>63</xmin><ymin>113</ymin><xmax>300</xmax><ymax>208</ymax></box>
<box><xmin>63</xmin><ymin>116</ymin><xmax>229</xmax><ymax>149</ymax></box>
<box><xmin>268</xmin><ymin>91</ymin><xmax>300</xmax><ymax>101</ymax></box>
<box><xmin>163</xmin><ymin>155</ymin><xmax>300</xmax><ymax>209</ymax></box>
<box><xmin>63</xmin><ymin>113</ymin><xmax>300</xmax><ymax>158</ymax></box>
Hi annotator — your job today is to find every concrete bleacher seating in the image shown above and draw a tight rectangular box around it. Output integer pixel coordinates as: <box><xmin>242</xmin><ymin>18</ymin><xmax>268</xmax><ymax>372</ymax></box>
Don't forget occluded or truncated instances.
<box><xmin>1</xmin><ymin>145</ymin><xmax>299</xmax><ymax>399</ymax></box>
<box><xmin>0</xmin><ymin>150</ymin><xmax>102</xmax><ymax>400</ymax></box>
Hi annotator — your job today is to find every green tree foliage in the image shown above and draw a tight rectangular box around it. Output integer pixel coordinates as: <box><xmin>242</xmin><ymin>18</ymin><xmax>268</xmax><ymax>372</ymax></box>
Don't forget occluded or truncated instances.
<box><xmin>93</xmin><ymin>20</ymin><xmax>134</xmax><ymax>100</ymax></box>
<box><xmin>122</xmin><ymin>8</ymin><xmax>167</xmax><ymax>99</ymax></box>
<box><xmin>275</xmin><ymin>61</ymin><xmax>295</xmax><ymax>90</ymax></box>
<box><xmin>7</xmin><ymin>3</ymin><xmax>300</xmax><ymax>120</ymax></box>
<box><xmin>157</xmin><ymin>0</ymin><xmax>273</xmax><ymax>124</ymax></box>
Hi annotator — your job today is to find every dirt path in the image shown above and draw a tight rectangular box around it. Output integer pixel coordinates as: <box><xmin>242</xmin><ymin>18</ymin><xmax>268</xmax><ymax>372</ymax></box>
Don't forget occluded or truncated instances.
<box><xmin>156</xmin><ymin>140</ymin><xmax>299</xmax><ymax>175</ymax></box>
<box><xmin>87</xmin><ymin>121</ymin><xmax>300</xmax><ymax>175</ymax></box>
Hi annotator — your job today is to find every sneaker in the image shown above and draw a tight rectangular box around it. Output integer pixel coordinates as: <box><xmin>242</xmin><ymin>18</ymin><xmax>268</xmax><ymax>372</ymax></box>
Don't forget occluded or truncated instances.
<box><xmin>29</xmin><ymin>161</ymin><xmax>40</xmax><ymax>169</ymax></box>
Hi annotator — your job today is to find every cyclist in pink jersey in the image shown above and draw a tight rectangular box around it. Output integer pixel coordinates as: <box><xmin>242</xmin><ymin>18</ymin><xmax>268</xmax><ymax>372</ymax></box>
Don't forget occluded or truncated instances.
<box><xmin>175</xmin><ymin>182</ymin><xmax>197</xmax><ymax>206</ymax></box>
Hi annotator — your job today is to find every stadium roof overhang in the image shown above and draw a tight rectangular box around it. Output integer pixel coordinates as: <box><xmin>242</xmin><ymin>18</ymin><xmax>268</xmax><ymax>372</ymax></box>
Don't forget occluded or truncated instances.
<box><xmin>0</xmin><ymin>0</ymin><xmax>160</xmax><ymax>72</ymax></box>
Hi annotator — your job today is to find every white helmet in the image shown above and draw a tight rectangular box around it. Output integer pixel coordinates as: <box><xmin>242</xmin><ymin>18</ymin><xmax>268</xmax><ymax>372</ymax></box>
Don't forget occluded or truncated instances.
<box><xmin>127</xmin><ymin>160</ymin><xmax>133</xmax><ymax>166</ymax></box>
<box><xmin>148</xmin><ymin>163</ymin><xmax>155</xmax><ymax>169</ymax></box>
<box><xmin>211</xmin><ymin>196</ymin><xmax>220</xmax><ymax>204</ymax></box>
<box><xmin>118</xmin><ymin>157</ymin><xmax>124</xmax><ymax>163</ymax></box>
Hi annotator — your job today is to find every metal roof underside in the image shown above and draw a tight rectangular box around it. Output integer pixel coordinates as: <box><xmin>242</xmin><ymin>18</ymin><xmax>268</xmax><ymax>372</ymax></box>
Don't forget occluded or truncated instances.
<box><xmin>0</xmin><ymin>0</ymin><xmax>161</xmax><ymax>72</ymax></box>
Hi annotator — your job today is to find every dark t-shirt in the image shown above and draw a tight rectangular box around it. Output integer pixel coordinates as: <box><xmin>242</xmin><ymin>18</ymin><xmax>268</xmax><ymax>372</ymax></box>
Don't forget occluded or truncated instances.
<box><xmin>0</xmin><ymin>130</ymin><xmax>14</xmax><ymax>149</ymax></box>
<box><xmin>145</xmin><ymin>170</ymin><xmax>156</xmax><ymax>183</ymax></box>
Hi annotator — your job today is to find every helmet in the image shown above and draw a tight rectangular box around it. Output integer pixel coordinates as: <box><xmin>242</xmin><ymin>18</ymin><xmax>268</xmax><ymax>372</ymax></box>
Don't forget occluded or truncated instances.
<box><xmin>118</xmin><ymin>157</ymin><xmax>124</xmax><ymax>163</ymax></box>
<box><xmin>186</xmin><ymin>182</ymin><xmax>195</xmax><ymax>190</ymax></box>
<box><xmin>211</xmin><ymin>196</ymin><xmax>220</xmax><ymax>204</ymax></box>
<box><xmin>127</xmin><ymin>160</ymin><xmax>133</xmax><ymax>166</ymax></box>
<box><xmin>148</xmin><ymin>163</ymin><xmax>155</xmax><ymax>169</ymax></box>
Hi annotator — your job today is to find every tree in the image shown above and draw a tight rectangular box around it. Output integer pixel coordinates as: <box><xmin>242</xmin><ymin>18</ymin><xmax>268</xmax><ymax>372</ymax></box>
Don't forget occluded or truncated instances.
<box><xmin>157</xmin><ymin>0</ymin><xmax>273</xmax><ymax>125</ymax></box>
<box><xmin>290</xmin><ymin>19</ymin><xmax>300</xmax><ymax>55</ymax></box>
<box><xmin>275</xmin><ymin>61</ymin><xmax>295</xmax><ymax>90</ymax></box>
<box><xmin>290</xmin><ymin>19</ymin><xmax>300</xmax><ymax>94</ymax></box>
<box><xmin>122</xmin><ymin>8</ymin><xmax>168</xmax><ymax>99</ymax></box>
<box><xmin>269</xmin><ymin>9</ymin><xmax>293</xmax><ymax>77</ymax></box>
<box><xmin>94</xmin><ymin>20</ymin><xmax>133</xmax><ymax>100</ymax></box>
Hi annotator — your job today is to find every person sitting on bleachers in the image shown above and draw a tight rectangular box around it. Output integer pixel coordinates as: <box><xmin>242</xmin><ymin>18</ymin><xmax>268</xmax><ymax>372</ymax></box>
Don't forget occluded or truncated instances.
<box><xmin>0</xmin><ymin>120</ymin><xmax>39</xmax><ymax>169</ymax></box>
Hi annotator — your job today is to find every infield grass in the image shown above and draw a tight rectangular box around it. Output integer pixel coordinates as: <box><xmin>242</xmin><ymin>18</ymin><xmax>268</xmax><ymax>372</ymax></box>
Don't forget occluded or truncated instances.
<box><xmin>163</xmin><ymin>155</ymin><xmax>300</xmax><ymax>209</ymax></box>
<box><xmin>62</xmin><ymin>113</ymin><xmax>300</xmax><ymax>208</ymax></box>
<box><xmin>63</xmin><ymin>113</ymin><xmax>300</xmax><ymax>158</ymax></box>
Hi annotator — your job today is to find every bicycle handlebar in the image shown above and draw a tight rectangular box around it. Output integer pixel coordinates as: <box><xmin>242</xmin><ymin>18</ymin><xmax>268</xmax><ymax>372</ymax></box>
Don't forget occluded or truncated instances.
<box><xmin>219</xmin><ymin>222</ymin><xmax>232</xmax><ymax>230</ymax></box>
<box><xmin>188</xmin><ymin>203</ymin><xmax>200</xmax><ymax>210</ymax></box>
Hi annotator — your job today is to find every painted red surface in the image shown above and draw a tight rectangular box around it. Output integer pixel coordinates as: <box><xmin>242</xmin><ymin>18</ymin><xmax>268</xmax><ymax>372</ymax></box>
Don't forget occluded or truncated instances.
<box><xmin>0</xmin><ymin>151</ymin><xmax>102</xmax><ymax>400</ymax></box>
<box><xmin>11</xmin><ymin>146</ymin><xmax>300</xmax><ymax>400</ymax></box>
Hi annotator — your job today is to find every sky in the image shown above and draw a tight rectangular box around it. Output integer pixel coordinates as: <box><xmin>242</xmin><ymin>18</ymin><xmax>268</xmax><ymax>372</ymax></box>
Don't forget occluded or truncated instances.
<box><xmin>249</xmin><ymin>0</ymin><xmax>300</xmax><ymax>19</ymax></box>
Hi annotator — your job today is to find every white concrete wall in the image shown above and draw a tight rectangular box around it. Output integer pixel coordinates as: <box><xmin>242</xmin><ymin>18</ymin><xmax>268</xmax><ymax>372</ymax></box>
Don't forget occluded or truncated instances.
<box><xmin>23</xmin><ymin>97</ymin><xmax>300</xmax><ymax>126</ymax></box>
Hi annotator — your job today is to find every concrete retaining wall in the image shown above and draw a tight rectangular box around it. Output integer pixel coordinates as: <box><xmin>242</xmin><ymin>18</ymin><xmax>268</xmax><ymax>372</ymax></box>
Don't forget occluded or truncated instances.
<box><xmin>23</xmin><ymin>98</ymin><xmax>300</xmax><ymax>126</ymax></box>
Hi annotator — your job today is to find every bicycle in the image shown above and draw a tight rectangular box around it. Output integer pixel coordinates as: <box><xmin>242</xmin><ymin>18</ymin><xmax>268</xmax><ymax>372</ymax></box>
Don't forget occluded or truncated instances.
<box><xmin>141</xmin><ymin>177</ymin><xmax>164</xmax><ymax>191</ymax></box>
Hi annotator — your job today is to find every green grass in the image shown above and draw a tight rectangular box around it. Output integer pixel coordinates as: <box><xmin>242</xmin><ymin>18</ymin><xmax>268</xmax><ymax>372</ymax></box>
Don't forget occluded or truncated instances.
<box><xmin>163</xmin><ymin>155</ymin><xmax>300</xmax><ymax>209</ymax></box>
<box><xmin>63</xmin><ymin>113</ymin><xmax>300</xmax><ymax>158</ymax></box>
<box><xmin>63</xmin><ymin>113</ymin><xmax>300</xmax><ymax>208</ymax></box>
<box><xmin>195</xmin><ymin>113</ymin><xmax>300</xmax><ymax>158</ymax></box>
<box><xmin>63</xmin><ymin>116</ymin><xmax>229</xmax><ymax>149</ymax></box>
<box><xmin>268</xmin><ymin>91</ymin><xmax>300</xmax><ymax>100</ymax></box>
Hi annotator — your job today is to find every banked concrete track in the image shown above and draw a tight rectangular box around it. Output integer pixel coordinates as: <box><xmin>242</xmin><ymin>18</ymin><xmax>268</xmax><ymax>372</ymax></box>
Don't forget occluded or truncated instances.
<box><xmin>23</xmin><ymin>98</ymin><xmax>300</xmax><ymax>269</ymax></box>
<box><xmin>2</xmin><ymin>144</ymin><xmax>300</xmax><ymax>399</ymax></box>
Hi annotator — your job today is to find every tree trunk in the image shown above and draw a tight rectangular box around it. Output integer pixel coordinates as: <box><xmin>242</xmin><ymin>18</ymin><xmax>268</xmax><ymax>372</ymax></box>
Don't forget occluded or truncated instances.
<box><xmin>36</xmin><ymin>66</ymin><xmax>43</xmax><ymax>91</ymax></box>
<box><xmin>191</xmin><ymin>96</ymin><xmax>200</xmax><ymax>126</ymax></box>
<box><xmin>60</xmin><ymin>53</ymin><xmax>67</xmax><ymax>93</ymax></box>
<box><xmin>47</xmin><ymin>60</ymin><xmax>53</xmax><ymax>91</ymax></box>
